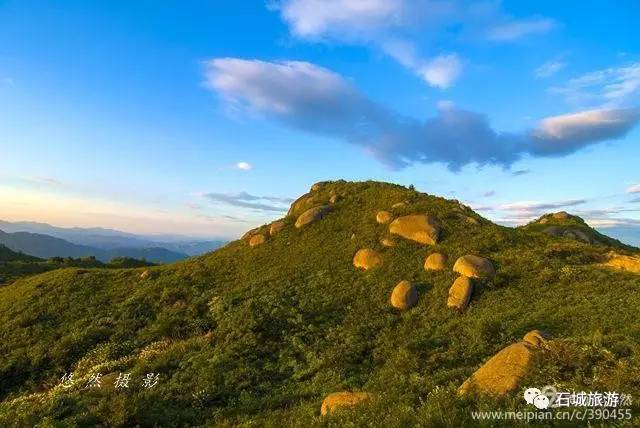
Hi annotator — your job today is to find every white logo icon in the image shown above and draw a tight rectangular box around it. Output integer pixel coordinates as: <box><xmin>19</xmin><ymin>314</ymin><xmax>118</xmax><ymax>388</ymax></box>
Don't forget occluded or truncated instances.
<box><xmin>524</xmin><ymin>386</ymin><xmax>553</xmax><ymax>409</ymax></box>
<box><xmin>533</xmin><ymin>394</ymin><xmax>550</xmax><ymax>409</ymax></box>
<box><xmin>524</xmin><ymin>388</ymin><xmax>541</xmax><ymax>404</ymax></box>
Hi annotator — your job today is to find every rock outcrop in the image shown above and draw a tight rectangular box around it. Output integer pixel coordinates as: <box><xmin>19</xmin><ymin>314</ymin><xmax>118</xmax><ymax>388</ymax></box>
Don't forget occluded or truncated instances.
<box><xmin>320</xmin><ymin>391</ymin><xmax>372</xmax><ymax>416</ymax></box>
<box><xmin>249</xmin><ymin>234</ymin><xmax>266</xmax><ymax>247</ymax></box>
<box><xmin>458</xmin><ymin>342</ymin><xmax>536</xmax><ymax>397</ymax></box>
<box><xmin>447</xmin><ymin>276</ymin><xmax>473</xmax><ymax>310</ymax></box>
<box><xmin>376</xmin><ymin>211</ymin><xmax>393</xmax><ymax>224</ymax></box>
<box><xmin>424</xmin><ymin>253</ymin><xmax>447</xmax><ymax>271</ymax></box>
<box><xmin>353</xmin><ymin>249</ymin><xmax>383</xmax><ymax>270</ymax></box>
<box><xmin>453</xmin><ymin>255</ymin><xmax>495</xmax><ymax>279</ymax></box>
<box><xmin>389</xmin><ymin>214</ymin><xmax>440</xmax><ymax>245</ymax></box>
<box><xmin>269</xmin><ymin>221</ymin><xmax>285</xmax><ymax>236</ymax></box>
<box><xmin>140</xmin><ymin>270</ymin><xmax>151</xmax><ymax>279</ymax></box>
<box><xmin>390</xmin><ymin>280</ymin><xmax>418</xmax><ymax>310</ymax></box>
<box><xmin>295</xmin><ymin>206</ymin><xmax>331</xmax><ymax>228</ymax></box>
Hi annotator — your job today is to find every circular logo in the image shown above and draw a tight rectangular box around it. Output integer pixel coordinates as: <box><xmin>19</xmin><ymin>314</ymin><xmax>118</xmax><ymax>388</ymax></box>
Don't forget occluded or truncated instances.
<box><xmin>533</xmin><ymin>394</ymin><xmax>550</xmax><ymax>409</ymax></box>
<box><xmin>524</xmin><ymin>388</ymin><xmax>541</xmax><ymax>404</ymax></box>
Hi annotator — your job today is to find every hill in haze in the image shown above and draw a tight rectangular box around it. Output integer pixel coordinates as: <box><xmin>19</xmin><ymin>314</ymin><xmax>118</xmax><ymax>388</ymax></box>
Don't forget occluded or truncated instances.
<box><xmin>0</xmin><ymin>229</ymin><xmax>189</xmax><ymax>263</ymax></box>
<box><xmin>0</xmin><ymin>180</ymin><xmax>639</xmax><ymax>426</ymax></box>
<box><xmin>0</xmin><ymin>220</ymin><xmax>226</xmax><ymax>256</ymax></box>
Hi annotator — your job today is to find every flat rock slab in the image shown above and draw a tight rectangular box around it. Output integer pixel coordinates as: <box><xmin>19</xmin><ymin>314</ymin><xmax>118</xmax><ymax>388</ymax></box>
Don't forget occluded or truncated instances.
<box><xmin>458</xmin><ymin>342</ymin><xmax>535</xmax><ymax>397</ymax></box>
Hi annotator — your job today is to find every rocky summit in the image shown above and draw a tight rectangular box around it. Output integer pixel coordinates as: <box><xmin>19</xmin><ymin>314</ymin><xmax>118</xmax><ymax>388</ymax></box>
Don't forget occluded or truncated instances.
<box><xmin>1</xmin><ymin>180</ymin><xmax>639</xmax><ymax>427</ymax></box>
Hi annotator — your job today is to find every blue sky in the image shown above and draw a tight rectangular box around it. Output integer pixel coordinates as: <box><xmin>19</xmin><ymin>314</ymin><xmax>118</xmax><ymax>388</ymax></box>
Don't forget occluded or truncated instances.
<box><xmin>1</xmin><ymin>0</ymin><xmax>639</xmax><ymax>242</ymax></box>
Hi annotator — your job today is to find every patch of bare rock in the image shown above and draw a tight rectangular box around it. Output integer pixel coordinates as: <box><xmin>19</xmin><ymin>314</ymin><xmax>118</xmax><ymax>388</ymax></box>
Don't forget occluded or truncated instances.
<box><xmin>389</xmin><ymin>214</ymin><xmax>440</xmax><ymax>245</ymax></box>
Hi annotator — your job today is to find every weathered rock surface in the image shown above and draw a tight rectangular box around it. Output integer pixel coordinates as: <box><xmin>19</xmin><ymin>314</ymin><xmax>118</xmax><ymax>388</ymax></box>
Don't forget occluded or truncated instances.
<box><xmin>390</xmin><ymin>280</ymin><xmax>418</xmax><ymax>310</ymax></box>
<box><xmin>269</xmin><ymin>221</ymin><xmax>285</xmax><ymax>236</ymax></box>
<box><xmin>523</xmin><ymin>330</ymin><xmax>550</xmax><ymax>348</ymax></box>
<box><xmin>389</xmin><ymin>214</ymin><xmax>440</xmax><ymax>245</ymax></box>
<box><xmin>353</xmin><ymin>249</ymin><xmax>383</xmax><ymax>270</ymax></box>
<box><xmin>424</xmin><ymin>253</ymin><xmax>447</xmax><ymax>271</ymax></box>
<box><xmin>552</xmin><ymin>211</ymin><xmax>570</xmax><ymax>220</ymax></box>
<box><xmin>140</xmin><ymin>270</ymin><xmax>151</xmax><ymax>279</ymax></box>
<box><xmin>458</xmin><ymin>342</ymin><xmax>536</xmax><ymax>397</ymax></box>
<box><xmin>249</xmin><ymin>234</ymin><xmax>266</xmax><ymax>247</ymax></box>
<box><xmin>320</xmin><ymin>391</ymin><xmax>372</xmax><ymax>416</ymax></box>
<box><xmin>447</xmin><ymin>276</ymin><xmax>473</xmax><ymax>310</ymax></box>
<box><xmin>380</xmin><ymin>237</ymin><xmax>396</xmax><ymax>247</ymax></box>
<box><xmin>453</xmin><ymin>255</ymin><xmax>495</xmax><ymax>279</ymax></box>
<box><xmin>295</xmin><ymin>206</ymin><xmax>331</xmax><ymax>228</ymax></box>
<box><xmin>376</xmin><ymin>210</ymin><xmax>393</xmax><ymax>224</ymax></box>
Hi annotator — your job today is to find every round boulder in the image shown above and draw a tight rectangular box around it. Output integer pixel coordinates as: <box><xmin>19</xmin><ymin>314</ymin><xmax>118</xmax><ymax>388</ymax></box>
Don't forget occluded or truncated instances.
<box><xmin>269</xmin><ymin>221</ymin><xmax>285</xmax><ymax>236</ymax></box>
<box><xmin>140</xmin><ymin>270</ymin><xmax>151</xmax><ymax>279</ymax></box>
<box><xmin>390</xmin><ymin>280</ymin><xmax>418</xmax><ymax>310</ymax></box>
<box><xmin>453</xmin><ymin>255</ymin><xmax>495</xmax><ymax>279</ymax></box>
<box><xmin>389</xmin><ymin>214</ymin><xmax>440</xmax><ymax>245</ymax></box>
<box><xmin>447</xmin><ymin>276</ymin><xmax>473</xmax><ymax>310</ymax></box>
<box><xmin>249</xmin><ymin>234</ymin><xmax>266</xmax><ymax>247</ymax></box>
<box><xmin>376</xmin><ymin>210</ymin><xmax>393</xmax><ymax>224</ymax></box>
<box><xmin>353</xmin><ymin>249</ymin><xmax>383</xmax><ymax>270</ymax></box>
<box><xmin>424</xmin><ymin>253</ymin><xmax>447</xmax><ymax>271</ymax></box>
<box><xmin>295</xmin><ymin>205</ymin><xmax>331</xmax><ymax>228</ymax></box>
<box><xmin>321</xmin><ymin>391</ymin><xmax>372</xmax><ymax>416</ymax></box>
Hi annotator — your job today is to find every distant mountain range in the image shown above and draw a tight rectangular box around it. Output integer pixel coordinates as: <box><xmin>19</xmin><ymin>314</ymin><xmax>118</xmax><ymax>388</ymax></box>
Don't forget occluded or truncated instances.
<box><xmin>0</xmin><ymin>220</ymin><xmax>226</xmax><ymax>263</ymax></box>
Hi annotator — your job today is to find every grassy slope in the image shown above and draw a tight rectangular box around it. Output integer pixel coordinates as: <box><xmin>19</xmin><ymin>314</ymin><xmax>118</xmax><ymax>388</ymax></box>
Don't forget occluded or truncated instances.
<box><xmin>0</xmin><ymin>181</ymin><xmax>639</xmax><ymax>427</ymax></box>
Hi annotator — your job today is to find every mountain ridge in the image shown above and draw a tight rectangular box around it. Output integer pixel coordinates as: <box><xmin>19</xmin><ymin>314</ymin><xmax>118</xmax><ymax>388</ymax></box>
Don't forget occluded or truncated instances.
<box><xmin>1</xmin><ymin>180</ymin><xmax>638</xmax><ymax>426</ymax></box>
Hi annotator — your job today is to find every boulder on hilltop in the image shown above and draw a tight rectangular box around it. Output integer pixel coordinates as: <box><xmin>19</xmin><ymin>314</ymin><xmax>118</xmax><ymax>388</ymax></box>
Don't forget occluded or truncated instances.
<box><xmin>320</xmin><ymin>391</ymin><xmax>373</xmax><ymax>416</ymax></box>
<box><xmin>453</xmin><ymin>255</ymin><xmax>495</xmax><ymax>279</ymax></box>
<box><xmin>458</xmin><ymin>342</ymin><xmax>536</xmax><ymax>397</ymax></box>
<box><xmin>295</xmin><ymin>206</ymin><xmax>331</xmax><ymax>228</ymax></box>
<box><xmin>424</xmin><ymin>253</ymin><xmax>447</xmax><ymax>271</ymax></box>
<box><xmin>447</xmin><ymin>276</ymin><xmax>473</xmax><ymax>310</ymax></box>
<box><xmin>390</xmin><ymin>280</ymin><xmax>418</xmax><ymax>310</ymax></box>
<box><xmin>353</xmin><ymin>248</ymin><xmax>383</xmax><ymax>270</ymax></box>
<box><xmin>389</xmin><ymin>214</ymin><xmax>440</xmax><ymax>245</ymax></box>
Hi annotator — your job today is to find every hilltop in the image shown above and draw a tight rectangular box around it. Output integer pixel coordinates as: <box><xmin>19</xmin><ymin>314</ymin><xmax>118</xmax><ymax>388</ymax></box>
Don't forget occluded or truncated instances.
<box><xmin>0</xmin><ymin>181</ymin><xmax>639</xmax><ymax>426</ymax></box>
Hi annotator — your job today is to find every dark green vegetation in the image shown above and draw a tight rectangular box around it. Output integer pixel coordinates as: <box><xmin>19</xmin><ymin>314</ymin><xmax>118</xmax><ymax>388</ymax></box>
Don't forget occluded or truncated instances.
<box><xmin>0</xmin><ymin>252</ymin><xmax>154</xmax><ymax>286</ymax></box>
<box><xmin>0</xmin><ymin>229</ymin><xmax>189</xmax><ymax>263</ymax></box>
<box><xmin>0</xmin><ymin>181</ymin><xmax>639</xmax><ymax>427</ymax></box>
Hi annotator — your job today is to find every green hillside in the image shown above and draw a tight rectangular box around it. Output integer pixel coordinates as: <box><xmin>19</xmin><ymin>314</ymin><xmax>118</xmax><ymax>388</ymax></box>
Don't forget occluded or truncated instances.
<box><xmin>1</xmin><ymin>181</ymin><xmax>639</xmax><ymax>427</ymax></box>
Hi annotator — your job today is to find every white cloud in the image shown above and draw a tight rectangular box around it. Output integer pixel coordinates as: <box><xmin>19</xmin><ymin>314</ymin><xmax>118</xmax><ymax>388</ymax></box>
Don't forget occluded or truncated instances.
<box><xmin>534</xmin><ymin>59</ymin><xmax>566</xmax><ymax>78</ymax></box>
<box><xmin>531</xmin><ymin>108</ymin><xmax>640</xmax><ymax>155</ymax></box>
<box><xmin>628</xmin><ymin>183</ymin><xmax>640</xmax><ymax>194</ymax></box>
<box><xmin>206</xmin><ymin>58</ymin><xmax>640</xmax><ymax>170</ymax></box>
<box><xmin>487</xmin><ymin>17</ymin><xmax>555</xmax><ymax>41</ymax></box>
<box><xmin>549</xmin><ymin>62</ymin><xmax>640</xmax><ymax>107</ymax></box>
<box><xmin>419</xmin><ymin>54</ymin><xmax>462</xmax><ymax>89</ymax></box>
<box><xmin>235</xmin><ymin>161</ymin><xmax>254</xmax><ymax>171</ymax></box>
<box><xmin>274</xmin><ymin>0</ymin><xmax>554</xmax><ymax>89</ymax></box>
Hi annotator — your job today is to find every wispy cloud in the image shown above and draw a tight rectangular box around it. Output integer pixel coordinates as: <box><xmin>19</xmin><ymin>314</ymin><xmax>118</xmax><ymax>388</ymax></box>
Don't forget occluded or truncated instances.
<box><xmin>549</xmin><ymin>62</ymin><xmax>640</xmax><ymax>107</ymax></box>
<box><xmin>273</xmin><ymin>0</ymin><xmax>554</xmax><ymax>88</ymax></box>
<box><xmin>512</xmin><ymin>169</ymin><xmax>531</xmax><ymax>176</ymax></box>
<box><xmin>483</xmin><ymin>190</ymin><xmax>496</xmax><ymax>197</ymax></box>
<box><xmin>206</xmin><ymin>58</ymin><xmax>640</xmax><ymax>171</ymax></box>
<box><xmin>21</xmin><ymin>176</ymin><xmax>63</xmax><ymax>186</ymax></box>
<box><xmin>628</xmin><ymin>183</ymin><xmax>640</xmax><ymax>194</ymax></box>
<box><xmin>201</xmin><ymin>191</ymin><xmax>293</xmax><ymax>212</ymax></box>
<box><xmin>487</xmin><ymin>16</ymin><xmax>555</xmax><ymax>41</ymax></box>
<box><xmin>534</xmin><ymin>58</ymin><xmax>566</xmax><ymax>78</ymax></box>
